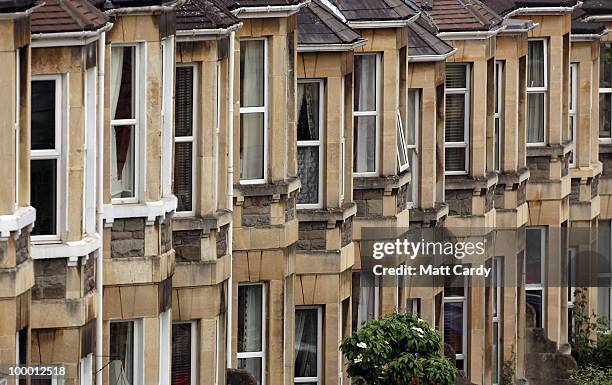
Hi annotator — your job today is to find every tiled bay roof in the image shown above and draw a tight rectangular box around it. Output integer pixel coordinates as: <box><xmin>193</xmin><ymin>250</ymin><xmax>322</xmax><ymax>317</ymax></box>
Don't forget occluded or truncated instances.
<box><xmin>581</xmin><ymin>0</ymin><xmax>612</xmax><ymax>15</ymax></box>
<box><xmin>571</xmin><ymin>1</ymin><xmax>608</xmax><ymax>36</ymax></box>
<box><xmin>31</xmin><ymin>0</ymin><xmax>108</xmax><ymax>33</ymax></box>
<box><xmin>0</xmin><ymin>0</ymin><xmax>37</xmax><ymax>12</ymax></box>
<box><xmin>408</xmin><ymin>14</ymin><xmax>455</xmax><ymax>59</ymax></box>
<box><xmin>176</xmin><ymin>0</ymin><xmax>240</xmax><ymax>31</ymax></box>
<box><xmin>328</xmin><ymin>0</ymin><xmax>420</xmax><ymax>22</ymax></box>
<box><xmin>416</xmin><ymin>0</ymin><xmax>502</xmax><ymax>32</ymax></box>
<box><xmin>298</xmin><ymin>0</ymin><xmax>364</xmax><ymax>47</ymax></box>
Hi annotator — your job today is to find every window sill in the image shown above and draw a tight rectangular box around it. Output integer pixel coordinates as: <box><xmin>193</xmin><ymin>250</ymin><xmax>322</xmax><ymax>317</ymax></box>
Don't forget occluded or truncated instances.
<box><xmin>445</xmin><ymin>172</ymin><xmax>498</xmax><ymax>191</ymax></box>
<box><xmin>234</xmin><ymin>176</ymin><xmax>301</xmax><ymax>197</ymax></box>
<box><xmin>526</xmin><ymin>142</ymin><xmax>571</xmax><ymax>158</ymax></box>
<box><xmin>32</xmin><ymin>233</ymin><xmax>101</xmax><ymax>266</ymax></box>
<box><xmin>0</xmin><ymin>206</ymin><xmax>36</xmax><ymax>239</ymax></box>
<box><xmin>103</xmin><ymin>195</ymin><xmax>177</xmax><ymax>226</ymax></box>
<box><xmin>297</xmin><ymin>202</ymin><xmax>357</xmax><ymax>223</ymax></box>
<box><xmin>353</xmin><ymin>171</ymin><xmax>410</xmax><ymax>191</ymax></box>
<box><xmin>173</xmin><ymin>209</ymin><xmax>232</xmax><ymax>234</ymax></box>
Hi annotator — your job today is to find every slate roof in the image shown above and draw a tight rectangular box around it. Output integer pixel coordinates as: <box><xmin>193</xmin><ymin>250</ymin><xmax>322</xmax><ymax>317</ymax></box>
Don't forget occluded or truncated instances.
<box><xmin>571</xmin><ymin>2</ymin><xmax>607</xmax><ymax>36</ymax></box>
<box><xmin>581</xmin><ymin>0</ymin><xmax>612</xmax><ymax>15</ymax></box>
<box><xmin>480</xmin><ymin>0</ymin><xmax>578</xmax><ymax>16</ymax></box>
<box><xmin>297</xmin><ymin>0</ymin><xmax>364</xmax><ymax>46</ymax></box>
<box><xmin>31</xmin><ymin>0</ymin><xmax>109</xmax><ymax>33</ymax></box>
<box><xmin>0</xmin><ymin>0</ymin><xmax>37</xmax><ymax>12</ymax></box>
<box><xmin>176</xmin><ymin>0</ymin><xmax>240</xmax><ymax>31</ymax></box>
<box><xmin>328</xmin><ymin>0</ymin><xmax>420</xmax><ymax>22</ymax></box>
<box><xmin>407</xmin><ymin>14</ymin><xmax>455</xmax><ymax>58</ymax></box>
<box><xmin>220</xmin><ymin>0</ymin><xmax>304</xmax><ymax>11</ymax></box>
<box><xmin>417</xmin><ymin>0</ymin><xmax>502</xmax><ymax>32</ymax></box>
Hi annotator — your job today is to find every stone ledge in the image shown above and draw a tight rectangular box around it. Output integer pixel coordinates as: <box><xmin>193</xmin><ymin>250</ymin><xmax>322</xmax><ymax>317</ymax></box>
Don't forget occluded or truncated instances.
<box><xmin>526</xmin><ymin>141</ymin><xmax>572</xmax><ymax>158</ymax></box>
<box><xmin>31</xmin><ymin>233</ymin><xmax>101</xmax><ymax>265</ymax></box>
<box><xmin>297</xmin><ymin>202</ymin><xmax>357</xmax><ymax>223</ymax></box>
<box><xmin>234</xmin><ymin>177</ymin><xmax>301</xmax><ymax>197</ymax></box>
<box><xmin>104</xmin><ymin>249</ymin><xmax>175</xmax><ymax>286</ymax></box>
<box><xmin>30</xmin><ymin>292</ymin><xmax>96</xmax><ymax>329</ymax></box>
<box><xmin>409</xmin><ymin>203</ymin><xmax>449</xmax><ymax>223</ymax></box>
<box><xmin>103</xmin><ymin>196</ymin><xmax>177</xmax><ymax>226</ymax></box>
<box><xmin>0</xmin><ymin>258</ymin><xmax>33</xmax><ymax>298</ymax></box>
<box><xmin>0</xmin><ymin>206</ymin><xmax>35</xmax><ymax>239</ymax></box>
<box><xmin>445</xmin><ymin>172</ymin><xmax>498</xmax><ymax>191</ymax></box>
<box><xmin>353</xmin><ymin>171</ymin><xmax>411</xmax><ymax>191</ymax></box>
<box><xmin>173</xmin><ymin>210</ymin><xmax>232</xmax><ymax>233</ymax></box>
<box><xmin>173</xmin><ymin>253</ymin><xmax>231</xmax><ymax>287</ymax></box>
<box><xmin>497</xmin><ymin>167</ymin><xmax>530</xmax><ymax>186</ymax></box>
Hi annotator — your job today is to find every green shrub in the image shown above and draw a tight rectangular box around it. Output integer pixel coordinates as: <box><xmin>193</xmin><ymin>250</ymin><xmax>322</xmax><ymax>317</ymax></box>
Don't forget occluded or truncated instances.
<box><xmin>340</xmin><ymin>313</ymin><xmax>457</xmax><ymax>385</ymax></box>
<box><xmin>570</xmin><ymin>365</ymin><xmax>612</xmax><ymax>385</ymax></box>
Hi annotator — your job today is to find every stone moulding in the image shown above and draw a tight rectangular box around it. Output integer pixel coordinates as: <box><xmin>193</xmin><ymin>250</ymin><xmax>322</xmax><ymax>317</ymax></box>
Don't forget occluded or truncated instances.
<box><xmin>0</xmin><ymin>205</ymin><xmax>35</xmax><ymax>239</ymax></box>
<box><xmin>31</xmin><ymin>233</ymin><xmax>101</xmax><ymax>266</ymax></box>
<box><xmin>103</xmin><ymin>195</ymin><xmax>178</xmax><ymax>226</ymax></box>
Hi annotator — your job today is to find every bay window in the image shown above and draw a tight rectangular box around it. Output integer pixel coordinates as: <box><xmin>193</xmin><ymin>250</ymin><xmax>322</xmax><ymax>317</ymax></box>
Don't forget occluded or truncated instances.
<box><xmin>445</xmin><ymin>63</ymin><xmax>470</xmax><ymax>175</ymax></box>
<box><xmin>109</xmin><ymin>320</ymin><xmax>143</xmax><ymax>385</ymax></box>
<box><xmin>294</xmin><ymin>306</ymin><xmax>322</xmax><ymax>385</ymax></box>
<box><xmin>492</xmin><ymin>258</ymin><xmax>502</xmax><ymax>385</ymax></box>
<box><xmin>297</xmin><ymin>80</ymin><xmax>324</xmax><ymax>208</ymax></box>
<box><xmin>600</xmin><ymin>43</ymin><xmax>612</xmax><ymax>139</ymax></box>
<box><xmin>240</xmin><ymin>39</ymin><xmax>267</xmax><ymax>183</ymax></box>
<box><xmin>407</xmin><ymin>89</ymin><xmax>420</xmax><ymax>207</ymax></box>
<box><xmin>110</xmin><ymin>45</ymin><xmax>140</xmax><ymax>202</ymax></box>
<box><xmin>354</xmin><ymin>53</ymin><xmax>379</xmax><ymax>176</ymax></box>
<box><xmin>569</xmin><ymin>64</ymin><xmax>577</xmax><ymax>167</ymax></box>
<box><xmin>526</xmin><ymin>227</ymin><xmax>546</xmax><ymax>328</ymax></box>
<box><xmin>174</xmin><ymin>65</ymin><xmax>197</xmax><ymax>214</ymax></box>
<box><xmin>527</xmin><ymin>39</ymin><xmax>547</xmax><ymax>145</ymax></box>
<box><xmin>171</xmin><ymin>321</ymin><xmax>197</xmax><ymax>385</ymax></box>
<box><xmin>31</xmin><ymin>75</ymin><xmax>63</xmax><ymax>239</ymax></box>
<box><xmin>494</xmin><ymin>62</ymin><xmax>503</xmax><ymax>172</ymax></box>
<box><xmin>237</xmin><ymin>283</ymin><xmax>266</xmax><ymax>385</ymax></box>
<box><xmin>443</xmin><ymin>275</ymin><xmax>468</xmax><ymax>371</ymax></box>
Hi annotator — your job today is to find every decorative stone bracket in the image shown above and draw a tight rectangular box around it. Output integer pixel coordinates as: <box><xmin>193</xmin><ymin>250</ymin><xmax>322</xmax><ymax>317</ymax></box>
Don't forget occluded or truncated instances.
<box><xmin>103</xmin><ymin>195</ymin><xmax>178</xmax><ymax>226</ymax></box>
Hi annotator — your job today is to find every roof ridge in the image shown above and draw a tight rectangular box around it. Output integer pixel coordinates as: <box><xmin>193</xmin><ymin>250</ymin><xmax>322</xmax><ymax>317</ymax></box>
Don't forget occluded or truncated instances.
<box><xmin>461</xmin><ymin>0</ymin><xmax>489</xmax><ymax>28</ymax></box>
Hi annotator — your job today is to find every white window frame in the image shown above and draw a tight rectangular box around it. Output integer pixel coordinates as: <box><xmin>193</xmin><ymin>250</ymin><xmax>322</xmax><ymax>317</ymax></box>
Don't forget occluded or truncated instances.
<box><xmin>80</xmin><ymin>353</ymin><xmax>93</xmax><ymax>385</ymax></box>
<box><xmin>569</xmin><ymin>63</ymin><xmax>577</xmax><ymax>167</ymax></box>
<box><xmin>445</xmin><ymin>63</ymin><xmax>470</xmax><ymax>176</ymax></box>
<box><xmin>443</xmin><ymin>275</ymin><xmax>468</xmax><ymax>372</ymax></box>
<box><xmin>357</xmin><ymin>272</ymin><xmax>380</xmax><ymax>326</ymax></box>
<box><xmin>353</xmin><ymin>52</ymin><xmax>381</xmax><ymax>177</ymax></box>
<box><xmin>109</xmin><ymin>318</ymin><xmax>144</xmax><ymax>385</ymax></box>
<box><xmin>159</xmin><ymin>309</ymin><xmax>171</xmax><ymax>385</ymax></box>
<box><xmin>526</xmin><ymin>227</ymin><xmax>546</xmax><ymax>328</ymax></box>
<box><xmin>174</xmin><ymin>64</ymin><xmax>198</xmax><ymax>217</ymax></box>
<box><xmin>110</xmin><ymin>43</ymin><xmax>143</xmax><ymax>204</ymax></box>
<box><xmin>527</xmin><ymin>38</ymin><xmax>548</xmax><ymax>147</ymax></box>
<box><xmin>407</xmin><ymin>89</ymin><xmax>420</xmax><ymax>208</ymax></box>
<box><xmin>161</xmin><ymin>37</ymin><xmax>175</xmax><ymax>197</ymax></box>
<box><xmin>494</xmin><ymin>61</ymin><xmax>503</xmax><ymax>172</ymax></box>
<box><xmin>31</xmin><ymin>74</ymin><xmax>66</xmax><ymax>243</ymax></box>
<box><xmin>599</xmin><ymin>43</ymin><xmax>612</xmax><ymax>141</ymax></box>
<box><xmin>297</xmin><ymin>79</ymin><xmax>325</xmax><ymax>209</ymax></box>
<box><xmin>492</xmin><ymin>257</ymin><xmax>502</xmax><ymax>385</ymax></box>
<box><xmin>172</xmin><ymin>320</ymin><xmax>198</xmax><ymax>385</ymax></box>
<box><xmin>396</xmin><ymin>111</ymin><xmax>410</xmax><ymax>173</ymax></box>
<box><xmin>340</xmin><ymin>76</ymin><xmax>345</xmax><ymax>202</ymax></box>
<box><xmin>239</xmin><ymin>38</ymin><xmax>268</xmax><ymax>185</ymax></box>
<box><xmin>15</xmin><ymin>48</ymin><xmax>20</xmax><ymax>209</ymax></box>
<box><xmin>237</xmin><ymin>283</ymin><xmax>267</xmax><ymax>385</ymax></box>
<box><xmin>294</xmin><ymin>306</ymin><xmax>323</xmax><ymax>385</ymax></box>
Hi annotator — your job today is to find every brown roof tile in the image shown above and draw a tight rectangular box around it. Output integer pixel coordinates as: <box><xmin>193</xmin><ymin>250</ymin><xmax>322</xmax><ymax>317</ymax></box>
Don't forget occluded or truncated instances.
<box><xmin>31</xmin><ymin>0</ymin><xmax>108</xmax><ymax>33</ymax></box>
<box><xmin>418</xmin><ymin>0</ymin><xmax>501</xmax><ymax>32</ymax></box>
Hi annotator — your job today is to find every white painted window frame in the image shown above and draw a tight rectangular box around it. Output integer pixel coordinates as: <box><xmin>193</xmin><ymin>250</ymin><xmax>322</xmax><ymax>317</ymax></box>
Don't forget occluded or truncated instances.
<box><xmin>297</xmin><ymin>79</ymin><xmax>325</xmax><ymax>209</ymax></box>
<box><xmin>445</xmin><ymin>63</ymin><xmax>470</xmax><ymax>176</ymax></box>
<box><xmin>527</xmin><ymin>38</ymin><xmax>548</xmax><ymax>147</ymax></box>
<box><xmin>353</xmin><ymin>52</ymin><xmax>380</xmax><ymax>177</ymax></box>
<box><xmin>109</xmin><ymin>318</ymin><xmax>145</xmax><ymax>385</ymax></box>
<box><xmin>396</xmin><ymin>111</ymin><xmax>410</xmax><ymax>173</ymax></box>
<box><xmin>110</xmin><ymin>43</ymin><xmax>144</xmax><ymax>204</ymax></box>
<box><xmin>31</xmin><ymin>74</ymin><xmax>66</xmax><ymax>243</ymax></box>
<box><xmin>172</xmin><ymin>320</ymin><xmax>198</xmax><ymax>385</ymax></box>
<box><xmin>569</xmin><ymin>63</ymin><xmax>577</xmax><ymax>168</ymax></box>
<box><xmin>161</xmin><ymin>36</ymin><xmax>175</xmax><ymax>198</ymax></box>
<box><xmin>443</xmin><ymin>275</ymin><xmax>468</xmax><ymax>372</ymax></box>
<box><xmin>340</xmin><ymin>76</ymin><xmax>345</xmax><ymax>202</ymax></box>
<box><xmin>237</xmin><ymin>283</ymin><xmax>267</xmax><ymax>385</ymax></box>
<box><xmin>174</xmin><ymin>64</ymin><xmax>198</xmax><ymax>217</ymax></box>
<box><xmin>239</xmin><ymin>38</ymin><xmax>268</xmax><ymax>185</ymax></box>
<box><xmin>494</xmin><ymin>61</ymin><xmax>503</xmax><ymax>172</ymax></box>
<box><xmin>294</xmin><ymin>306</ymin><xmax>323</xmax><ymax>385</ymax></box>
<box><xmin>526</xmin><ymin>227</ymin><xmax>546</xmax><ymax>328</ymax></box>
<box><xmin>492</xmin><ymin>257</ymin><xmax>502</xmax><ymax>385</ymax></box>
<box><xmin>599</xmin><ymin>43</ymin><xmax>612</xmax><ymax>142</ymax></box>
<box><xmin>407</xmin><ymin>89</ymin><xmax>420</xmax><ymax>208</ymax></box>
<box><xmin>159</xmin><ymin>309</ymin><xmax>171</xmax><ymax>385</ymax></box>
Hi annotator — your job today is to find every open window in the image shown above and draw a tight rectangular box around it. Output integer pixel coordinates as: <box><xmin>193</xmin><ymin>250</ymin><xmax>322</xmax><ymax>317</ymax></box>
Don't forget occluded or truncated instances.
<box><xmin>396</xmin><ymin>111</ymin><xmax>409</xmax><ymax>173</ymax></box>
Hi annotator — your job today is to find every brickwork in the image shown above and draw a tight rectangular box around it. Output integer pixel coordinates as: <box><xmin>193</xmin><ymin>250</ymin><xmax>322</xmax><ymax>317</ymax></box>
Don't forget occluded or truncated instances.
<box><xmin>216</xmin><ymin>225</ymin><xmax>228</xmax><ymax>257</ymax></box>
<box><xmin>15</xmin><ymin>231</ymin><xmax>29</xmax><ymax>265</ymax></box>
<box><xmin>242</xmin><ymin>196</ymin><xmax>271</xmax><ymax>226</ymax></box>
<box><xmin>32</xmin><ymin>258</ymin><xmax>66</xmax><ymax>300</ymax></box>
<box><xmin>173</xmin><ymin>229</ymin><xmax>202</xmax><ymax>262</ymax></box>
<box><xmin>84</xmin><ymin>253</ymin><xmax>95</xmax><ymax>294</ymax></box>
<box><xmin>111</xmin><ymin>218</ymin><xmax>146</xmax><ymax>258</ymax></box>
<box><xmin>354</xmin><ymin>189</ymin><xmax>383</xmax><ymax>217</ymax></box>
<box><xmin>445</xmin><ymin>189</ymin><xmax>472</xmax><ymax>216</ymax></box>
<box><xmin>527</xmin><ymin>156</ymin><xmax>550</xmax><ymax>180</ymax></box>
<box><xmin>298</xmin><ymin>221</ymin><xmax>326</xmax><ymax>250</ymax></box>
<box><xmin>341</xmin><ymin>217</ymin><xmax>352</xmax><ymax>247</ymax></box>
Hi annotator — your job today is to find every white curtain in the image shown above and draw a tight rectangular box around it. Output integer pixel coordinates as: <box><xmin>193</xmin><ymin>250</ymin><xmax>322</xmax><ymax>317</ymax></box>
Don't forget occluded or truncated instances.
<box><xmin>240</xmin><ymin>286</ymin><xmax>262</xmax><ymax>352</ymax></box>
<box><xmin>528</xmin><ymin>41</ymin><xmax>545</xmax><ymax>88</ymax></box>
<box><xmin>110</xmin><ymin>47</ymin><xmax>124</xmax><ymax>197</ymax></box>
<box><xmin>356</xmin><ymin>55</ymin><xmax>376</xmax><ymax>112</ymax></box>
<box><xmin>294</xmin><ymin>310</ymin><xmax>307</xmax><ymax>376</ymax></box>
<box><xmin>527</xmin><ymin>93</ymin><xmax>545</xmax><ymax>143</ymax></box>
<box><xmin>357</xmin><ymin>272</ymin><xmax>375</xmax><ymax>326</ymax></box>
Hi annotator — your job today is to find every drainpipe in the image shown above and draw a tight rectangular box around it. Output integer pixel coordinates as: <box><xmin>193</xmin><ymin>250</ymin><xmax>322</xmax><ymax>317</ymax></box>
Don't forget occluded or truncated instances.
<box><xmin>226</xmin><ymin>30</ymin><xmax>235</xmax><ymax>370</ymax></box>
<box><xmin>96</xmin><ymin>30</ymin><xmax>106</xmax><ymax>385</ymax></box>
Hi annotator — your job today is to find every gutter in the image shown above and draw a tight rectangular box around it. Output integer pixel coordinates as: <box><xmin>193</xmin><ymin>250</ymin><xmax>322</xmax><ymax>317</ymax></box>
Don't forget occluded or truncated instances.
<box><xmin>408</xmin><ymin>48</ymin><xmax>457</xmax><ymax>62</ymax></box>
<box><xmin>498</xmin><ymin>22</ymin><xmax>539</xmax><ymax>35</ymax></box>
<box><xmin>438</xmin><ymin>25</ymin><xmax>506</xmax><ymax>40</ymax></box>
<box><xmin>347</xmin><ymin>12</ymin><xmax>420</xmax><ymax>29</ymax></box>
<box><xmin>0</xmin><ymin>2</ymin><xmax>43</xmax><ymax>20</ymax></box>
<box><xmin>297</xmin><ymin>39</ymin><xmax>367</xmax><ymax>52</ymax></box>
<box><xmin>503</xmin><ymin>3</ymin><xmax>581</xmax><ymax>18</ymax></box>
<box><xmin>104</xmin><ymin>1</ymin><xmax>183</xmax><ymax>16</ymax></box>
<box><xmin>571</xmin><ymin>29</ymin><xmax>609</xmax><ymax>41</ymax></box>
<box><xmin>231</xmin><ymin>0</ymin><xmax>310</xmax><ymax>19</ymax></box>
<box><xmin>31</xmin><ymin>22</ymin><xmax>113</xmax><ymax>47</ymax></box>
<box><xmin>584</xmin><ymin>15</ymin><xmax>612</xmax><ymax>22</ymax></box>
<box><xmin>175</xmin><ymin>22</ymin><xmax>242</xmax><ymax>42</ymax></box>
<box><xmin>226</xmin><ymin>30</ymin><xmax>236</xmax><ymax>370</ymax></box>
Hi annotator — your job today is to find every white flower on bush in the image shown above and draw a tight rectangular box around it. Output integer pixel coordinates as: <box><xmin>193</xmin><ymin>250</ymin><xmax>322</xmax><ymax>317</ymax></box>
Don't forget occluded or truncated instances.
<box><xmin>411</xmin><ymin>326</ymin><xmax>425</xmax><ymax>337</ymax></box>
<box><xmin>353</xmin><ymin>354</ymin><xmax>363</xmax><ymax>363</ymax></box>
<box><xmin>357</xmin><ymin>342</ymin><xmax>367</xmax><ymax>349</ymax></box>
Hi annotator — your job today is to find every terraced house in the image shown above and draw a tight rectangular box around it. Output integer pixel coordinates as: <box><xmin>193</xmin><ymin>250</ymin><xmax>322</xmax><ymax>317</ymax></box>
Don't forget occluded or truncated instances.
<box><xmin>2</xmin><ymin>0</ymin><xmax>612</xmax><ymax>385</ymax></box>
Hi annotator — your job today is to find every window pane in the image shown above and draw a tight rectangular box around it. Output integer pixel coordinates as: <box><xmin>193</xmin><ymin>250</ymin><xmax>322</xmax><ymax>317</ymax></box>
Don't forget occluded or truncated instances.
<box><xmin>295</xmin><ymin>308</ymin><xmax>319</xmax><ymax>379</ymax></box>
<box><xmin>238</xmin><ymin>285</ymin><xmax>263</xmax><ymax>352</ymax></box>
<box><xmin>111</xmin><ymin>46</ymin><xmax>135</xmax><ymax>120</ymax></box>
<box><xmin>353</xmin><ymin>116</ymin><xmax>376</xmax><ymax>173</ymax></box>
<box><xmin>446</xmin><ymin>64</ymin><xmax>467</xmax><ymax>89</ymax></box>
<box><xmin>527</xmin><ymin>93</ymin><xmax>545</xmax><ymax>143</ymax></box>
<box><xmin>109</xmin><ymin>322</ymin><xmax>134</xmax><ymax>385</ymax></box>
<box><xmin>171</xmin><ymin>323</ymin><xmax>192</xmax><ymax>385</ymax></box>
<box><xmin>528</xmin><ymin>40</ymin><xmax>545</xmax><ymax>88</ymax></box>
<box><xmin>446</xmin><ymin>94</ymin><xmax>466</xmax><ymax>142</ymax></box>
<box><xmin>355</xmin><ymin>55</ymin><xmax>376</xmax><ymax>111</ymax></box>
<box><xmin>358</xmin><ymin>271</ymin><xmax>376</xmax><ymax>325</ymax></box>
<box><xmin>297</xmin><ymin>146</ymin><xmax>319</xmax><ymax>205</ymax></box>
<box><xmin>31</xmin><ymin>159</ymin><xmax>57</xmax><ymax>236</ymax></box>
<box><xmin>175</xmin><ymin>67</ymin><xmax>194</xmax><ymax>137</ymax></box>
<box><xmin>111</xmin><ymin>125</ymin><xmax>135</xmax><ymax>198</ymax></box>
<box><xmin>407</xmin><ymin>89</ymin><xmax>419</xmax><ymax>146</ymax></box>
<box><xmin>600</xmin><ymin>44</ymin><xmax>611</xmax><ymax>88</ymax></box>
<box><xmin>397</xmin><ymin>117</ymin><xmax>408</xmax><ymax>169</ymax></box>
<box><xmin>445</xmin><ymin>147</ymin><xmax>466</xmax><ymax>173</ymax></box>
<box><xmin>526</xmin><ymin>228</ymin><xmax>543</xmax><ymax>285</ymax></box>
<box><xmin>297</xmin><ymin>82</ymin><xmax>320</xmax><ymax>141</ymax></box>
<box><xmin>492</xmin><ymin>323</ymin><xmax>499</xmax><ymax>384</ymax></box>
<box><xmin>238</xmin><ymin>357</ymin><xmax>262</xmax><ymax>385</ymax></box>
<box><xmin>240</xmin><ymin>112</ymin><xmax>265</xmax><ymax>180</ymax></box>
<box><xmin>443</xmin><ymin>302</ymin><xmax>464</xmax><ymax>355</ymax></box>
<box><xmin>495</xmin><ymin>118</ymin><xmax>501</xmax><ymax>171</ymax></box>
<box><xmin>240</xmin><ymin>40</ymin><xmax>265</xmax><ymax>108</ymax></box>
<box><xmin>31</xmin><ymin>80</ymin><xmax>56</xmax><ymax>150</ymax></box>
<box><xmin>526</xmin><ymin>289</ymin><xmax>543</xmax><ymax>328</ymax></box>
<box><xmin>444</xmin><ymin>274</ymin><xmax>465</xmax><ymax>297</ymax></box>
<box><xmin>600</xmin><ymin>92</ymin><xmax>611</xmax><ymax>138</ymax></box>
<box><xmin>174</xmin><ymin>142</ymin><xmax>193</xmax><ymax>212</ymax></box>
